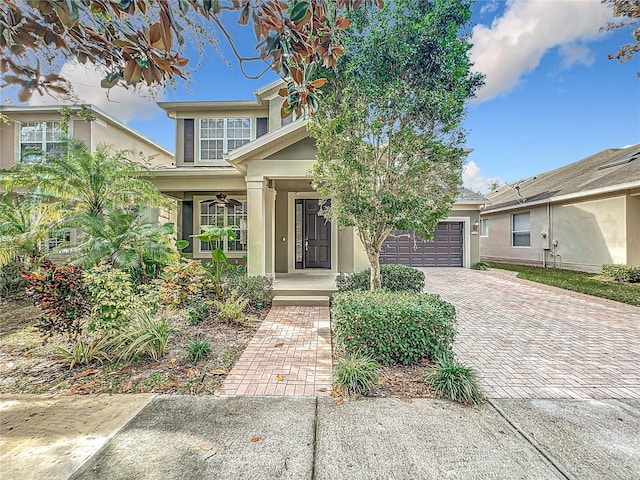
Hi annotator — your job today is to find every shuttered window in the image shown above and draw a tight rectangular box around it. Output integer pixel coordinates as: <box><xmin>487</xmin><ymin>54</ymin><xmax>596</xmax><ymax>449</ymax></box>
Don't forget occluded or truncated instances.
<box><xmin>183</xmin><ymin>119</ymin><xmax>194</xmax><ymax>163</ymax></box>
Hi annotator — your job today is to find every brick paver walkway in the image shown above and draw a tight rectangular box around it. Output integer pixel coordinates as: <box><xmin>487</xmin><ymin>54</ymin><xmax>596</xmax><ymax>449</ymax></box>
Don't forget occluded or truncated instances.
<box><xmin>219</xmin><ymin>306</ymin><xmax>332</xmax><ymax>397</ymax></box>
<box><xmin>422</xmin><ymin>268</ymin><xmax>640</xmax><ymax>399</ymax></box>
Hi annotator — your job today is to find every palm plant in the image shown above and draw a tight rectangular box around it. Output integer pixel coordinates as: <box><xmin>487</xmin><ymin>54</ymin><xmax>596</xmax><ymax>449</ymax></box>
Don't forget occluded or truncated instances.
<box><xmin>0</xmin><ymin>193</ymin><xmax>64</xmax><ymax>268</ymax></box>
<box><xmin>75</xmin><ymin>206</ymin><xmax>178</xmax><ymax>281</ymax></box>
<box><xmin>192</xmin><ymin>225</ymin><xmax>236</xmax><ymax>298</ymax></box>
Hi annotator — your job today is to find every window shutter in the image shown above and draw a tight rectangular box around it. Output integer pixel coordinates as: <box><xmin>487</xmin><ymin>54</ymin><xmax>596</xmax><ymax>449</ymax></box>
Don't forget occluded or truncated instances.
<box><xmin>256</xmin><ymin>117</ymin><xmax>268</xmax><ymax>138</ymax></box>
<box><xmin>181</xmin><ymin>201</ymin><xmax>193</xmax><ymax>253</ymax></box>
<box><xmin>183</xmin><ymin>119</ymin><xmax>194</xmax><ymax>163</ymax></box>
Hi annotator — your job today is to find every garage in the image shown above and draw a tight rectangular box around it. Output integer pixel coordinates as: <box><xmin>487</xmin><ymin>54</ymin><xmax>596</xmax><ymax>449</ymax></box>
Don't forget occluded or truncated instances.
<box><xmin>380</xmin><ymin>222</ymin><xmax>464</xmax><ymax>267</ymax></box>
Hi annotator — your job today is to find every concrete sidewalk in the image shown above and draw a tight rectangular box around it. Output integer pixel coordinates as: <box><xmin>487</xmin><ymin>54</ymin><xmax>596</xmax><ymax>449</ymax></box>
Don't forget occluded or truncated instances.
<box><xmin>1</xmin><ymin>395</ymin><xmax>638</xmax><ymax>479</ymax></box>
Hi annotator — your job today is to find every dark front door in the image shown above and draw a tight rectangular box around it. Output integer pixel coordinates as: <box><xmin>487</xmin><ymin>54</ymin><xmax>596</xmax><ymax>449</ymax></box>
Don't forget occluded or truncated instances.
<box><xmin>295</xmin><ymin>199</ymin><xmax>331</xmax><ymax>269</ymax></box>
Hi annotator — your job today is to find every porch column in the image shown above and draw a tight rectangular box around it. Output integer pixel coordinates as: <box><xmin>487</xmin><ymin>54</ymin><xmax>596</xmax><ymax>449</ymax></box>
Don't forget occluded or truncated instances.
<box><xmin>246</xmin><ymin>178</ymin><xmax>266</xmax><ymax>276</ymax></box>
<box><xmin>264</xmin><ymin>186</ymin><xmax>276</xmax><ymax>277</ymax></box>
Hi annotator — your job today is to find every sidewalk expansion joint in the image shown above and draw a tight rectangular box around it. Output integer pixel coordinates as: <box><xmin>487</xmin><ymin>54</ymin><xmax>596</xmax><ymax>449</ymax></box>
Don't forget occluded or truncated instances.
<box><xmin>488</xmin><ymin>399</ymin><xmax>575</xmax><ymax>480</ymax></box>
<box><xmin>311</xmin><ymin>397</ymin><xmax>319</xmax><ymax>480</ymax></box>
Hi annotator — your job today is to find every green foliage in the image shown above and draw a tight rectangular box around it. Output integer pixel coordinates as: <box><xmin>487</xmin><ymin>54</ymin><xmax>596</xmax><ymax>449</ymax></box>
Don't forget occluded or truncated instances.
<box><xmin>75</xmin><ymin>207</ymin><xmax>178</xmax><ymax>281</ymax></box>
<box><xmin>113</xmin><ymin>311</ymin><xmax>171</xmax><ymax>361</ymax></box>
<box><xmin>332</xmin><ymin>290</ymin><xmax>456</xmax><ymax>366</ymax></box>
<box><xmin>336</xmin><ymin>265</ymin><xmax>424</xmax><ymax>293</ymax></box>
<box><xmin>222</xmin><ymin>273</ymin><xmax>273</xmax><ymax>307</ymax></box>
<box><xmin>84</xmin><ymin>265</ymin><xmax>135</xmax><ymax>332</ymax></box>
<box><xmin>0</xmin><ymin>259</ymin><xmax>27</xmax><ymax>298</ymax></box>
<box><xmin>602</xmin><ymin>264</ymin><xmax>640</xmax><ymax>283</ymax></box>
<box><xmin>473</xmin><ymin>261</ymin><xmax>489</xmax><ymax>271</ymax></box>
<box><xmin>309</xmin><ymin>0</ymin><xmax>483</xmax><ymax>289</ymax></box>
<box><xmin>157</xmin><ymin>260</ymin><xmax>213</xmax><ymax>307</ymax></box>
<box><xmin>23</xmin><ymin>263</ymin><xmax>92</xmax><ymax>342</ymax></box>
<box><xmin>53</xmin><ymin>335</ymin><xmax>112</xmax><ymax>369</ymax></box>
<box><xmin>489</xmin><ymin>263</ymin><xmax>640</xmax><ymax>307</ymax></box>
<box><xmin>425</xmin><ymin>361</ymin><xmax>484</xmax><ymax>406</ymax></box>
<box><xmin>185</xmin><ymin>297</ymin><xmax>212</xmax><ymax>325</ymax></box>
<box><xmin>193</xmin><ymin>225</ymin><xmax>237</xmax><ymax>298</ymax></box>
<box><xmin>333</xmin><ymin>354</ymin><xmax>379</xmax><ymax>397</ymax></box>
<box><xmin>187</xmin><ymin>337</ymin><xmax>212</xmax><ymax>364</ymax></box>
<box><xmin>213</xmin><ymin>290</ymin><xmax>249</xmax><ymax>325</ymax></box>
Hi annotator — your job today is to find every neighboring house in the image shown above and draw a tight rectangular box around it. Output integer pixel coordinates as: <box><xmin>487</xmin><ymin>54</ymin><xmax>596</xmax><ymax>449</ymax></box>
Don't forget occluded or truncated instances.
<box><xmin>155</xmin><ymin>80</ymin><xmax>486</xmax><ymax>276</ymax></box>
<box><xmin>480</xmin><ymin>145</ymin><xmax>640</xmax><ymax>273</ymax></box>
<box><xmin>0</xmin><ymin>104</ymin><xmax>177</xmax><ymax>244</ymax></box>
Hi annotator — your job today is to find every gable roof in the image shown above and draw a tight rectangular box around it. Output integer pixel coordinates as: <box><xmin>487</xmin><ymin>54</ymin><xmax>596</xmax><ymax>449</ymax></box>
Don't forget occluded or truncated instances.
<box><xmin>484</xmin><ymin>144</ymin><xmax>640</xmax><ymax>213</ymax></box>
<box><xmin>458</xmin><ymin>187</ymin><xmax>487</xmax><ymax>204</ymax></box>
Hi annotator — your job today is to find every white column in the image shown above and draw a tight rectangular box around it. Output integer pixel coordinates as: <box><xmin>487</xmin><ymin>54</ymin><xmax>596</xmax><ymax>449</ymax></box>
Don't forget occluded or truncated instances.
<box><xmin>264</xmin><ymin>186</ymin><xmax>276</xmax><ymax>277</ymax></box>
<box><xmin>246</xmin><ymin>178</ymin><xmax>266</xmax><ymax>276</ymax></box>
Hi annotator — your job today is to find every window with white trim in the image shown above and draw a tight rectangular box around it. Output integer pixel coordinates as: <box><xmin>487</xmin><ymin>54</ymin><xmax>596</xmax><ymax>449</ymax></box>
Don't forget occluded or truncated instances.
<box><xmin>199</xmin><ymin>200</ymin><xmax>247</xmax><ymax>253</ymax></box>
<box><xmin>20</xmin><ymin>121</ymin><xmax>64</xmax><ymax>163</ymax></box>
<box><xmin>199</xmin><ymin>118</ymin><xmax>251</xmax><ymax>161</ymax></box>
<box><xmin>511</xmin><ymin>212</ymin><xmax>530</xmax><ymax>247</ymax></box>
<box><xmin>480</xmin><ymin>218</ymin><xmax>489</xmax><ymax>237</ymax></box>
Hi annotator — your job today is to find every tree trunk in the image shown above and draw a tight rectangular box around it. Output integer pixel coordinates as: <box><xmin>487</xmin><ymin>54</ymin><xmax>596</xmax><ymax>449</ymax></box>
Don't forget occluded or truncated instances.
<box><xmin>366</xmin><ymin>246</ymin><xmax>382</xmax><ymax>291</ymax></box>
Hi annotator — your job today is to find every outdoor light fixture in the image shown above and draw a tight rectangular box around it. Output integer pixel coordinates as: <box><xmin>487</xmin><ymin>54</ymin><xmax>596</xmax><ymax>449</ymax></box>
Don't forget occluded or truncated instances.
<box><xmin>472</xmin><ymin>220</ymin><xmax>479</xmax><ymax>235</ymax></box>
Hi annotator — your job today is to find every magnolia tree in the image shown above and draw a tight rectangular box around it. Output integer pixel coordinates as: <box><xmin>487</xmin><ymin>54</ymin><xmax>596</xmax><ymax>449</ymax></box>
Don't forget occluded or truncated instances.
<box><xmin>1</xmin><ymin>0</ymin><xmax>382</xmax><ymax>116</ymax></box>
<box><xmin>310</xmin><ymin>0</ymin><xmax>483</xmax><ymax>290</ymax></box>
<box><xmin>602</xmin><ymin>0</ymin><xmax>640</xmax><ymax>75</ymax></box>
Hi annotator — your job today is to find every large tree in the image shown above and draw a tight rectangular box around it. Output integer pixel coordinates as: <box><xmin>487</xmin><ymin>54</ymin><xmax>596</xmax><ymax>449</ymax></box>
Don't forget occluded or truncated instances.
<box><xmin>310</xmin><ymin>0</ymin><xmax>483</xmax><ymax>290</ymax></box>
<box><xmin>1</xmin><ymin>0</ymin><xmax>382</xmax><ymax>116</ymax></box>
<box><xmin>602</xmin><ymin>0</ymin><xmax>640</xmax><ymax>76</ymax></box>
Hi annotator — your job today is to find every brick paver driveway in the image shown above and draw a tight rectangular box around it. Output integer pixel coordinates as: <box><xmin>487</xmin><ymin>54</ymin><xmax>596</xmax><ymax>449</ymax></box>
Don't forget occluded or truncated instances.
<box><xmin>422</xmin><ymin>268</ymin><xmax>640</xmax><ymax>399</ymax></box>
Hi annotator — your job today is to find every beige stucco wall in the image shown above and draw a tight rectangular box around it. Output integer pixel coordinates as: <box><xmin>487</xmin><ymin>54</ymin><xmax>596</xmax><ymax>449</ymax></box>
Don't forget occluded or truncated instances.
<box><xmin>628</xmin><ymin>193</ymin><xmax>640</xmax><ymax>266</ymax></box>
<box><xmin>481</xmin><ymin>194</ymin><xmax>630</xmax><ymax>272</ymax></box>
<box><xmin>0</xmin><ymin>119</ymin><xmax>15</xmax><ymax>169</ymax></box>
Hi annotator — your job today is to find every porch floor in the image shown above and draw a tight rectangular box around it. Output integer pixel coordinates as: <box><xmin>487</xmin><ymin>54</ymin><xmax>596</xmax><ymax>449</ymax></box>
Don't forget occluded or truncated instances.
<box><xmin>219</xmin><ymin>306</ymin><xmax>333</xmax><ymax>397</ymax></box>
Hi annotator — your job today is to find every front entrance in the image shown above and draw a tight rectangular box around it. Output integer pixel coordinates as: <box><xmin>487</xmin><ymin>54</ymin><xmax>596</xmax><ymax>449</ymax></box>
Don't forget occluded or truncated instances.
<box><xmin>295</xmin><ymin>199</ymin><xmax>331</xmax><ymax>269</ymax></box>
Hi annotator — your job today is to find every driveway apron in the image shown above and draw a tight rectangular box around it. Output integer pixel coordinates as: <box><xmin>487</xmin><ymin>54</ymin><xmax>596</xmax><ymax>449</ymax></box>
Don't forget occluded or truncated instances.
<box><xmin>422</xmin><ymin>268</ymin><xmax>640</xmax><ymax>399</ymax></box>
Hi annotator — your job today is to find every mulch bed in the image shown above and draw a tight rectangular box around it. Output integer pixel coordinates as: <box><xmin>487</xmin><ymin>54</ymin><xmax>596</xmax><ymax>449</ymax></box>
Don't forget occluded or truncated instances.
<box><xmin>367</xmin><ymin>361</ymin><xmax>436</xmax><ymax>400</ymax></box>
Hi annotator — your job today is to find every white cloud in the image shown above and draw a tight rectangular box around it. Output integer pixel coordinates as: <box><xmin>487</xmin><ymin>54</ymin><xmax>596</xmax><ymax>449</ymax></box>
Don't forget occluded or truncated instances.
<box><xmin>471</xmin><ymin>0</ymin><xmax>612</xmax><ymax>102</ymax></box>
<box><xmin>480</xmin><ymin>1</ymin><xmax>500</xmax><ymax>16</ymax></box>
<box><xmin>463</xmin><ymin>160</ymin><xmax>503</xmax><ymax>193</ymax></box>
<box><xmin>28</xmin><ymin>62</ymin><xmax>164</xmax><ymax>121</ymax></box>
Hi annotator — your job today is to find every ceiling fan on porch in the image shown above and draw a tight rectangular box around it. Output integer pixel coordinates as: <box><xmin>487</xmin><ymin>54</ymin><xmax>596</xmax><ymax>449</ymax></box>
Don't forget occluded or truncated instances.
<box><xmin>204</xmin><ymin>193</ymin><xmax>242</xmax><ymax>207</ymax></box>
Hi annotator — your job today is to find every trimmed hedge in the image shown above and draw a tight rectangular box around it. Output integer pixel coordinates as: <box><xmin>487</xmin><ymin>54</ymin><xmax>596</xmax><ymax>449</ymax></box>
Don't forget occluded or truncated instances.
<box><xmin>222</xmin><ymin>274</ymin><xmax>273</xmax><ymax>307</ymax></box>
<box><xmin>336</xmin><ymin>264</ymin><xmax>425</xmax><ymax>293</ymax></box>
<box><xmin>332</xmin><ymin>290</ymin><xmax>456</xmax><ymax>365</ymax></box>
<box><xmin>602</xmin><ymin>264</ymin><xmax>640</xmax><ymax>283</ymax></box>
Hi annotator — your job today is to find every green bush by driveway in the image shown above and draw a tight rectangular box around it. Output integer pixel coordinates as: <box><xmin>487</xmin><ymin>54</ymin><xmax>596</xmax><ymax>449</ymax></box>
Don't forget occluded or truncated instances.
<box><xmin>336</xmin><ymin>264</ymin><xmax>425</xmax><ymax>293</ymax></box>
<box><xmin>332</xmin><ymin>290</ymin><xmax>456</xmax><ymax>365</ymax></box>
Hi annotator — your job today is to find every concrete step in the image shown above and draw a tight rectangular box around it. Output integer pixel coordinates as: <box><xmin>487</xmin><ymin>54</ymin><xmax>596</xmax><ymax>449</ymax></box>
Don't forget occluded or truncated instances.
<box><xmin>272</xmin><ymin>295</ymin><xmax>330</xmax><ymax>307</ymax></box>
<box><xmin>272</xmin><ymin>288</ymin><xmax>336</xmax><ymax>298</ymax></box>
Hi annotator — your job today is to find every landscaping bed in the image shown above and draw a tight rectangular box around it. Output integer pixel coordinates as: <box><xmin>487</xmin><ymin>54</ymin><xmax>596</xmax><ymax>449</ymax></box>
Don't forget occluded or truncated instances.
<box><xmin>487</xmin><ymin>263</ymin><xmax>640</xmax><ymax>306</ymax></box>
<box><xmin>0</xmin><ymin>298</ymin><xmax>268</xmax><ymax>395</ymax></box>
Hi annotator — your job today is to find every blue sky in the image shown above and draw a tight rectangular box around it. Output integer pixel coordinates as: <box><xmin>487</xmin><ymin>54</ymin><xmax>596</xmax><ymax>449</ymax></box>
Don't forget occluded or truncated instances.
<box><xmin>18</xmin><ymin>0</ymin><xmax>640</xmax><ymax>192</ymax></box>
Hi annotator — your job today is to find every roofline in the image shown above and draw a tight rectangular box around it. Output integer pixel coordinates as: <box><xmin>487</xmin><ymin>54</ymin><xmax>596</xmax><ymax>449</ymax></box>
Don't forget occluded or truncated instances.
<box><xmin>156</xmin><ymin>100</ymin><xmax>265</xmax><ymax>118</ymax></box>
<box><xmin>142</xmin><ymin>167</ymin><xmax>240</xmax><ymax>178</ymax></box>
<box><xmin>482</xmin><ymin>179</ymin><xmax>640</xmax><ymax>214</ymax></box>
<box><xmin>253</xmin><ymin>78</ymin><xmax>286</xmax><ymax>99</ymax></box>
<box><xmin>0</xmin><ymin>104</ymin><xmax>173</xmax><ymax>157</ymax></box>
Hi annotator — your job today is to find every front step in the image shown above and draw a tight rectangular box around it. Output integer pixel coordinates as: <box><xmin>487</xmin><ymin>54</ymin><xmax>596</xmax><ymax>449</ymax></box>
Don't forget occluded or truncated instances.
<box><xmin>272</xmin><ymin>288</ymin><xmax>336</xmax><ymax>298</ymax></box>
<box><xmin>272</xmin><ymin>295</ymin><xmax>330</xmax><ymax>307</ymax></box>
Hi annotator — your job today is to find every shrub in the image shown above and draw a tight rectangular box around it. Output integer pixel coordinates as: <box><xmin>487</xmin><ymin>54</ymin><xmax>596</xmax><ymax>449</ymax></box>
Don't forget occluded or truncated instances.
<box><xmin>187</xmin><ymin>337</ymin><xmax>212</xmax><ymax>363</ymax></box>
<box><xmin>336</xmin><ymin>264</ymin><xmax>425</xmax><ymax>293</ymax></box>
<box><xmin>222</xmin><ymin>274</ymin><xmax>273</xmax><ymax>308</ymax></box>
<box><xmin>114</xmin><ymin>311</ymin><xmax>171</xmax><ymax>361</ymax></box>
<box><xmin>473</xmin><ymin>261</ymin><xmax>489</xmax><ymax>271</ymax></box>
<box><xmin>332</xmin><ymin>290</ymin><xmax>456</xmax><ymax>365</ymax></box>
<box><xmin>23</xmin><ymin>263</ymin><xmax>92</xmax><ymax>342</ymax></box>
<box><xmin>214</xmin><ymin>290</ymin><xmax>250</xmax><ymax>325</ymax></box>
<box><xmin>53</xmin><ymin>335</ymin><xmax>112</xmax><ymax>369</ymax></box>
<box><xmin>333</xmin><ymin>354</ymin><xmax>379</xmax><ymax>397</ymax></box>
<box><xmin>0</xmin><ymin>260</ymin><xmax>27</xmax><ymax>299</ymax></box>
<box><xmin>425</xmin><ymin>361</ymin><xmax>484</xmax><ymax>405</ymax></box>
<box><xmin>602</xmin><ymin>264</ymin><xmax>640</xmax><ymax>283</ymax></box>
<box><xmin>84</xmin><ymin>265</ymin><xmax>135</xmax><ymax>332</ymax></box>
<box><xmin>185</xmin><ymin>297</ymin><xmax>212</xmax><ymax>325</ymax></box>
<box><xmin>156</xmin><ymin>260</ymin><xmax>214</xmax><ymax>307</ymax></box>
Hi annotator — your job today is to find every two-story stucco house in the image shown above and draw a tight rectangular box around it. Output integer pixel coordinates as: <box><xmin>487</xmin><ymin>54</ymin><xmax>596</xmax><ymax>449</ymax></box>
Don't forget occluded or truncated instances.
<box><xmin>154</xmin><ymin>80</ymin><xmax>485</xmax><ymax>278</ymax></box>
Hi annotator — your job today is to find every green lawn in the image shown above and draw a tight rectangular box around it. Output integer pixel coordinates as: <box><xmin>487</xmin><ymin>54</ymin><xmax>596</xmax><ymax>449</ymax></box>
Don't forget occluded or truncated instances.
<box><xmin>487</xmin><ymin>263</ymin><xmax>640</xmax><ymax>307</ymax></box>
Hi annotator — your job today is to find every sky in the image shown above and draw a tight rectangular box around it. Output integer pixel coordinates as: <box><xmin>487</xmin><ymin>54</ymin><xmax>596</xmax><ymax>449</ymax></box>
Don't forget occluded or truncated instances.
<box><xmin>8</xmin><ymin>0</ymin><xmax>640</xmax><ymax>193</ymax></box>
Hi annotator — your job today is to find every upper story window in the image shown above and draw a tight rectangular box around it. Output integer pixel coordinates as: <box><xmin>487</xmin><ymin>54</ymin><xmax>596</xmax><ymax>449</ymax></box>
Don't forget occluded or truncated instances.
<box><xmin>480</xmin><ymin>218</ymin><xmax>489</xmax><ymax>237</ymax></box>
<box><xmin>20</xmin><ymin>121</ymin><xmax>64</xmax><ymax>163</ymax></box>
<box><xmin>511</xmin><ymin>212</ymin><xmax>530</xmax><ymax>247</ymax></box>
<box><xmin>199</xmin><ymin>118</ymin><xmax>251</xmax><ymax>161</ymax></box>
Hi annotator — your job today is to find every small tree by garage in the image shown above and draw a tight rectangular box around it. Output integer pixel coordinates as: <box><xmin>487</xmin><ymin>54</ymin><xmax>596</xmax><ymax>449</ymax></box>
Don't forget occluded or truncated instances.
<box><xmin>310</xmin><ymin>0</ymin><xmax>483</xmax><ymax>290</ymax></box>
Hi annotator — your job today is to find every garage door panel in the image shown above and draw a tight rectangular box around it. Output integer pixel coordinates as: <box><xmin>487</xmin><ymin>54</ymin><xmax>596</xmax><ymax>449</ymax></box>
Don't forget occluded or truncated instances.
<box><xmin>380</xmin><ymin>223</ymin><xmax>463</xmax><ymax>267</ymax></box>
